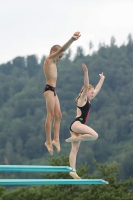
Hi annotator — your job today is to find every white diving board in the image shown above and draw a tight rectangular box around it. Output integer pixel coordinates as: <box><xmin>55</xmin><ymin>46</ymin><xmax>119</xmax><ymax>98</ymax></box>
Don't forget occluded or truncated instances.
<box><xmin>0</xmin><ymin>179</ymin><xmax>108</xmax><ymax>185</ymax></box>
<box><xmin>0</xmin><ymin>165</ymin><xmax>75</xmax><ymax>172</ymax></box>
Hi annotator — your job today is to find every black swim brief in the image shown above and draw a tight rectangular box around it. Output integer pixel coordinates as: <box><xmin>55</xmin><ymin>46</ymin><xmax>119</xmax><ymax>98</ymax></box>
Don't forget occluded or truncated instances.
<box><xmin>43</xmin><ymin>84</ymin><xmax>56</xmax><ymax>96</ymax></box>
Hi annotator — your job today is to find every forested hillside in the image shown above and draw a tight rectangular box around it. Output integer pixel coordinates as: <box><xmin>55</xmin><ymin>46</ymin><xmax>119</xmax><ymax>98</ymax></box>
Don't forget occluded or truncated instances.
<box><xmin>0</xmin><ymin>34</ymin><xmax>133</xmax><ymax>180</ymax></box>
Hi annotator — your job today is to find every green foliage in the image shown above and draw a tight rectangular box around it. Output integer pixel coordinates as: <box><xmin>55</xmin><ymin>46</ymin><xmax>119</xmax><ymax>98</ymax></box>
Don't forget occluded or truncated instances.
<box><xmin>0</xmin><ymin>36</ymin><xmax>133</xmax><ymax>180</ymax></box>
<box><xmin>0</xmin><ymin>156</ymin><xmax>133</xmax><ymax>200</ymax></box>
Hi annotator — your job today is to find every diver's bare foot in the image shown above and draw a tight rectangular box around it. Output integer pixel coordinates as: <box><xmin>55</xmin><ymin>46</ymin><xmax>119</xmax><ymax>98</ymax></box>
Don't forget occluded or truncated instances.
<box><xmin>69</xmin><ymin>172</ymin><xmax>81</xmax><ymax>179</ymax></box>
<box><xmin>65</xmin><ymin>136</ymin><xmax>81</xmax><ymax>142</ymax></box>
<box><xmin>44</xmin><ymin>142</ymin><xmax>53</xmax><ymax>155</ymax></box>
<box><xmin>52</xmin><ymin>140</ymin><xmax>60</xmax><ymax>153</ymax></box>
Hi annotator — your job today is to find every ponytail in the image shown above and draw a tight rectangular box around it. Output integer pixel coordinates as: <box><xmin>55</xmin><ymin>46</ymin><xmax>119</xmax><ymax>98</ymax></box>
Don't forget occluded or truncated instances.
<box><xmin>75</xmin><ymin>84</ymin><xmax>94</xmax><ymax>103</ymax></box>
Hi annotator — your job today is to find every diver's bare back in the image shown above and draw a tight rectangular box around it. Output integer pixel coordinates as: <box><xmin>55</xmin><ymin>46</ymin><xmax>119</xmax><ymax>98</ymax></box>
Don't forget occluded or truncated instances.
<box><xmin>44</xmin><ymin>57</ymin><xmax>57</xmax><ymax>87</ymax></box>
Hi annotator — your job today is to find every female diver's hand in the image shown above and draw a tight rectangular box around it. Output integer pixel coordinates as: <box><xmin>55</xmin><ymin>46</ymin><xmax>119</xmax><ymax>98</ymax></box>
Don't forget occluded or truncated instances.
<box><xmin>82</xmin><ymin>63</ymin><xmax>88</xmax><ymax>73</ymax></box>
<box><xmin>99</xmin><ymin>72</ymin><xmax>105</xmax><ymax>79</ymax></box>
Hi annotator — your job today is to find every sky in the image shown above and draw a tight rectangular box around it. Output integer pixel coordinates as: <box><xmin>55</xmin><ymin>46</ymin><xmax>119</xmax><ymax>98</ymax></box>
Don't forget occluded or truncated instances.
<box><xmin>0</xmin><ymin>0</ymin><xmax>133</xmax><ymax>64</ymax></box>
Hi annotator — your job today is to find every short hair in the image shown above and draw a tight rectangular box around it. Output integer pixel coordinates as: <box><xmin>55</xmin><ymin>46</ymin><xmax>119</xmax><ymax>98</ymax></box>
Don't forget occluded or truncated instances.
<box><xmin>50</xmin><ymin>45</ymin><xmax>61</xmax><ymax>54</ymax></box>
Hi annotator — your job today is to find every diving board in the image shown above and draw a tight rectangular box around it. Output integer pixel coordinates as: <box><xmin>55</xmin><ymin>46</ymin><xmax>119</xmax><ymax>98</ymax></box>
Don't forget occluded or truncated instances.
<box><xmin>0</xmin><ymin>165</ymin><xmax>75</xmax><ymax>173</ymax></box>
<box><xmin>0</xmin><ymin>179</ymin><xmax>108</xmax><ymax>185</ymax></box>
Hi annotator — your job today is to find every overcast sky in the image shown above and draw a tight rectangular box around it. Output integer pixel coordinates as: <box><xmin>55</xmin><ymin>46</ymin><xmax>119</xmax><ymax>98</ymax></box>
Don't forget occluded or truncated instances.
<box><xmin>0</xmin><ymin>0</ymin><xmax>133</xmax><ymax>64</ymax></box>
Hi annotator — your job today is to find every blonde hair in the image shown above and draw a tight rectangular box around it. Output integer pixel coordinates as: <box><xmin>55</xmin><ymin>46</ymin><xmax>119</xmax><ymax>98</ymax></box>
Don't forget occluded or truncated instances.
<box><xmin>75</xmin><ymin>84</ymin><xmax>94</xmax><ymax>103</ymax></box>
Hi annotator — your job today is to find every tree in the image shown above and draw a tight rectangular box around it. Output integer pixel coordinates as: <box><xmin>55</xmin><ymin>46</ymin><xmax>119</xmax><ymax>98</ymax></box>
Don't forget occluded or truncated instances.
<box><xmin>1</xmin><ymin>156</ymin><xmax>133</xmax><ymax>200</ymax></box>
<box><xmin>26</xmin><ymin>55</ymin><xmax>39</xmax><ymax>77</ymax></box>
<box><xmin>5</xmin><ymin>141</ymin><xmax>14</xmax><ymax>164</ymax></box>
<box><xmin>89</xmin><ymin>41</ymin><xmax>93</xmax><ymax>54</ymax></box>
<box><xmin>127</xmin><ymin>34</ymin><xmax>133</xmax><ymax>45</ymax></box>
<box><xmin>40</xmin><ymin>55</ymin><xmax>46</xmax><ymax>67</ymax></box>
<box><xmin>75</xmin><ymin>46</ymin><xmax>84</xmax><ymax>59</ymax></box>
<box><xmin>0</xmin><ymin>62</ymin><xmax>12</xmax><ymax>75</ymax></box>
<box><xmin>0</xmin><ymin>38</ymin><xmax>133</xmax><ymax>180</ymax></box>
<box><xmin>12</xmin><ymin>57</ymin><xmax>26</xmax><ymax>69</ymax></box>
<box><xmin>110</xmin><ymin>36</ymin><xmax>116</xmax><ymax>47</ymax></box>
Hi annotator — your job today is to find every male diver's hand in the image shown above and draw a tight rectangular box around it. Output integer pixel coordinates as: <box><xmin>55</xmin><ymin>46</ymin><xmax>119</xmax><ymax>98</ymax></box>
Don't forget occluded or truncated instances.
<box><xmin>72</xmin><ymin>32</ymin><xmax>81</xmax><ymax>40</ymax></box>
<box><xmin>82</xmin><ymin>63</ymin><xmax>88</xmax><ymax>73</ymax></box>
<box><xmin>99</xmin><ymin>72</ymin><xmax>105</xmax><ymax>79</ymax></box>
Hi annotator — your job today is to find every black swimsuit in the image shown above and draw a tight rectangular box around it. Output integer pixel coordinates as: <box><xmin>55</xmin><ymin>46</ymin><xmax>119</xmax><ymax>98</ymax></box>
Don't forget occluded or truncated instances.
<box><xmin>43</xmin><ymin>84</ymin><xmax>56</xmax><ymax>96</ymax></box>
<box><xmin>70</xmin><ymin>101</ymin><xmax>91</xmax><ymax>132</ymax></box>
